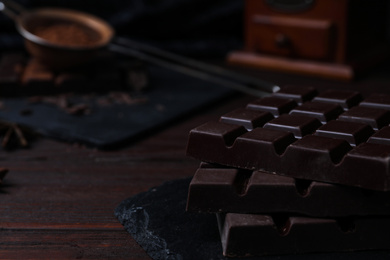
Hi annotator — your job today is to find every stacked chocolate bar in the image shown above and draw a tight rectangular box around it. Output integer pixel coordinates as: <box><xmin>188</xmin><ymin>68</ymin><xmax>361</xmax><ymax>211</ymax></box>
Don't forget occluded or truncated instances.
<box><xmin>185</xmin><ymin>86</ymin><xmax>390</xmax><ymax>257</ymax></box>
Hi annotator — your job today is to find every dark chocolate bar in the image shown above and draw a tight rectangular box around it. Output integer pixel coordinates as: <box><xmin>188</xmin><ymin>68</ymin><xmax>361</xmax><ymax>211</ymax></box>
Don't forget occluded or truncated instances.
<box><xmin>186</xmin><ymin>164</ymin><xmax>390</xmax><ymax>217</ymax></box>
<box><xmin>186</xmin><ymin>86</ymin><xmax>390</xmax><ymax>191</ymax></box>
<box><xmin>217</xmin><ymin>213</ymin><xmax>390</xmax><ymax>257</ymax></box>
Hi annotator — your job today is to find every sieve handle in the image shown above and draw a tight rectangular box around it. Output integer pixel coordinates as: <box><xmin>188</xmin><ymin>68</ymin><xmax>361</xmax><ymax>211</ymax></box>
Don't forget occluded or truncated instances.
<box><xmin>110</xmin><ymin>37</ymin><xmax>280</xmax><ymax>97</ymax></box>
<box><xmin>0</xmin><ymin>0</ymin><xmax>25</xmax><ymax>20</ymax></box>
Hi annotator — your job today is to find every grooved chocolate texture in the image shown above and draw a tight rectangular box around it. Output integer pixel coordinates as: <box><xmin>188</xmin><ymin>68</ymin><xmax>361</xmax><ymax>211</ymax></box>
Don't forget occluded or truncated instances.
<box><xmin>186</xmin><ymin>86</ymin><xmax>390</xmax><ymax>191</ymax></box>
<box><xmin>186</xmin><ymin>163</ymin><xmax>390</xmax><ymax>217</ymax></box>
<box><xmin>217</xmin><ymin>213</ymin><xmax>390</xmax><ymax>257</ymax></box>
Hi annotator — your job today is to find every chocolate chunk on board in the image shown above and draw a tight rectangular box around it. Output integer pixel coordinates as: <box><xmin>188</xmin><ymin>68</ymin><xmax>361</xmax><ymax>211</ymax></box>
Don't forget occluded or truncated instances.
<box><xmin>217</xmin><ymin>213</ymin><xmax>390</xmax><ymax>257</ymax></box>
<box><xmin>186</xmin><ymin>163</ymin><xmax>390</xmax><ymax>217</ymax></box>
<box><xmin>186</xmin><ymin>87</ymin><xmax>390</xmax><ymax>191</ymax></box>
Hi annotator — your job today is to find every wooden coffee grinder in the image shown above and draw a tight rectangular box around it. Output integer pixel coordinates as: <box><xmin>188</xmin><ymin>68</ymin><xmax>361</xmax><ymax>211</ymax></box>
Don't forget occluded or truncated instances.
<box><xmin>228</xmin><ymin>0</ymin><xmax>390</xmax><ymax>80</ymax></box>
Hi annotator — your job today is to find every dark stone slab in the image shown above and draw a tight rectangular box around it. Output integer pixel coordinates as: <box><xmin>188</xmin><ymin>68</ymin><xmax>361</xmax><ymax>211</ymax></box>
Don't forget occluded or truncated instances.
<box><xmin>114</xmin><ymin>178</ymin><xmax>390</xmax><ymax>260</ymax></box>
<box><xmin>0</xmin><ymin>65</ymin><xmax>232</xmax><ymax>149</ymax></box>
<box><xmin>115</xmin><ymin>177</ymin><xmax>225</xmax><ymax>260</ymax></box>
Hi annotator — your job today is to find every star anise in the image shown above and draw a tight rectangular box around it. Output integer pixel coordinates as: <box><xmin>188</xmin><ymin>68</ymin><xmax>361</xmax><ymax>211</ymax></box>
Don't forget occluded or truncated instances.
<box><xmin>0</xmin><ymin>121</ymin><xmax>36</xmax><ymax>149</ymax></box>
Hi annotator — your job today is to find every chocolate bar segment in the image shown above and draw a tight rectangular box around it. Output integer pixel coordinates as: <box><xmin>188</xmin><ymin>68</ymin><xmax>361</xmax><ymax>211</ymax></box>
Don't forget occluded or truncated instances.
<box><xmin>315</xmin><ymin>120</ymin><xmax>374</xmax><ymax>146</ymax></box>
<box><xmin>337</xmin><ymin>106</ymin><xmax>390</xmax><ymax>130</ymax></box>
<box><xmin>263</xmin><ymin>114</ymin><xmax>322</xmax><ymax>138</ymax></box>
<box><xmin>188</xmin><ymin>121</ymin><xmax>248</xmax><ymax>147</ymax></box>
<box><xmin>186</xmin><ymin>164</ymin><xmax>390</xmax><ymax>216</ymax></box>
<box><xmin>360</xmin><ymin>93</ymin><xmax>390</xmax><ymax>110</ymax></box>
<box><xmin>271</xmin><ymin>85</ymin><xmax>318</xmax><ymax>104</ymax></box>
<box><xmin>368</xmin><ymin>126</ymin><xmax>390</xmax><ymax>145</ymax></box>
<box><xmin>186</xmin><ymin>87</ymin><xmax>390</xmax><ymax>190</ymax></box>
<box><xmin>220</xmin><ymin>108</ymin><xmax>274</xmax><ymax>130</ymax></box>
<box><xmin>246</xmin><ymin>96</ymin><xmax>297</xmax><ymax>116</ymax></box>
<box><xmin>217</xmin><ymin>213</ymin><xmax>390</xmax><ymax>257</ymax></box>
<box><xmin>289</xmin><ymin>101</ymin><xmax>344</xmax><ymax>123</ymax></box>
<box><xmin>312</xmin><ymin>90</ymin><xmax>363</xmax><ymax>110</ymax></box>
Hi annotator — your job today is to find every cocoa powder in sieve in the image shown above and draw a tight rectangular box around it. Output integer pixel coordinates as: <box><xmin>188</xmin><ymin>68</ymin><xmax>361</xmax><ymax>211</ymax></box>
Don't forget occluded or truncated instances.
<box><xmin>33</xmin><ymin>23</ymin><xmax>100</xmax><ymax>47</ymax></box>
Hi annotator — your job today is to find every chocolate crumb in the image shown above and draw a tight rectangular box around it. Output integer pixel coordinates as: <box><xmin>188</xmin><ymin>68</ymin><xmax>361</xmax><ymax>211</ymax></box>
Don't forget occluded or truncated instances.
<box><xmin>20</xmin><ymin>109</ymin><xmax>33</xmax><ymax>116</ymax></box>
<box><xmin>65</xmin><ymin>103</ymin><xmax>91</xmax><ymax>116</ymax></box>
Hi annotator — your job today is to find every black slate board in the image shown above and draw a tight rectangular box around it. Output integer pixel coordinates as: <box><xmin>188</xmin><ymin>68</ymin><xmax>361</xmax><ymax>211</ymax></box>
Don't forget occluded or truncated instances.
<box><xmin>114</xmin><ymin>177</ymin><xmax>390</xmax><ymax>260</ymax></box>
<box><xmin>0</xmin><ymin>66</ymin><xmax>232</xmax><ymax>149</ymax></box>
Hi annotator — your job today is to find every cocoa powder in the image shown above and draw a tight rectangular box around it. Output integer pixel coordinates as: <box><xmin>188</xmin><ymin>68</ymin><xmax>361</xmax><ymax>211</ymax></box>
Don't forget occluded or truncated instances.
<box><xmin>33</xmin><ymin>22</ymin><xmax>100</xmax><ymax>47</ymax></box>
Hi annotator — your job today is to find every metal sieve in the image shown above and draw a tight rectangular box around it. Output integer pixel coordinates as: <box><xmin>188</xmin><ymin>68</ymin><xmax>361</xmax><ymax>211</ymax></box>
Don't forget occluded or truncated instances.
<box><xmin>0</xmin><ymin>0</ymin><xmax>114</xmax><ymax>68</ymax></box>
<box><xmin>0</xmin><ymin>0</ymin><xmax>279</xmax><ymax>95</ymax></box>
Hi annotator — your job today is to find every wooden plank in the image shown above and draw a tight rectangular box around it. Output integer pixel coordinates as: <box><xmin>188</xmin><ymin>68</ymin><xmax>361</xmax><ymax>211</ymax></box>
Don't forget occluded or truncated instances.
<box><xmin>0</xmin><ymin>94</ymin><xmax>251</xmax><ymax>258</ymax></box>
<box><xmin>0</xmin><ymin>229</ymin><xmax>149</xmax><ymax>259</ymax></box>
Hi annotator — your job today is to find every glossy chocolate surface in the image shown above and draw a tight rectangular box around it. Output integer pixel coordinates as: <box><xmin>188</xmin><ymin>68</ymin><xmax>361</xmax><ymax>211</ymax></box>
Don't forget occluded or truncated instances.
<box><xmin>186</xmin><ymin>86</ymin><xmax>390</xmax><ymax>190</ymax></box>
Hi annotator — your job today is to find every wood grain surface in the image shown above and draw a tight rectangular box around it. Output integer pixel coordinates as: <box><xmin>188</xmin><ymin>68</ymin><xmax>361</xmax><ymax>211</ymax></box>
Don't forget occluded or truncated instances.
<box><xmin>1</xmin><ymin>59</ymin><xmax>390</xmax><ymax>259</ymax></box>
<box><xmin>0</xmin><ymin>91</ymin><xmax>252</xmax><ymax>259</ymax></box>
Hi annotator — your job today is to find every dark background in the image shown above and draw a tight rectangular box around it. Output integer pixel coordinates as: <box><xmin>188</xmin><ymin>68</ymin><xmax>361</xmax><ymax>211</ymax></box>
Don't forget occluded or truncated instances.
<box><xmin>0</xmin><ymin>0</ymin><xmax>244</xmax><ymax>58</ymax></box>
<box><xmin>0</xmin><ymin>0</ymin><xmax>390</xmax><ymax>62</ymax></box>
<box><xmin>1</xmin><ymin>1</ymin><xmax>390</xmax><ymax>60</ymax></box>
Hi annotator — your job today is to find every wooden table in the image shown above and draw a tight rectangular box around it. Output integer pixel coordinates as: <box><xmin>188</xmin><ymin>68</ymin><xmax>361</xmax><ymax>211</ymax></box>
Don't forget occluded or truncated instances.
<box><xmin>1</xmin><ymin>62</ymin><xmax>390</xmax><ymax>259</ymax></box>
